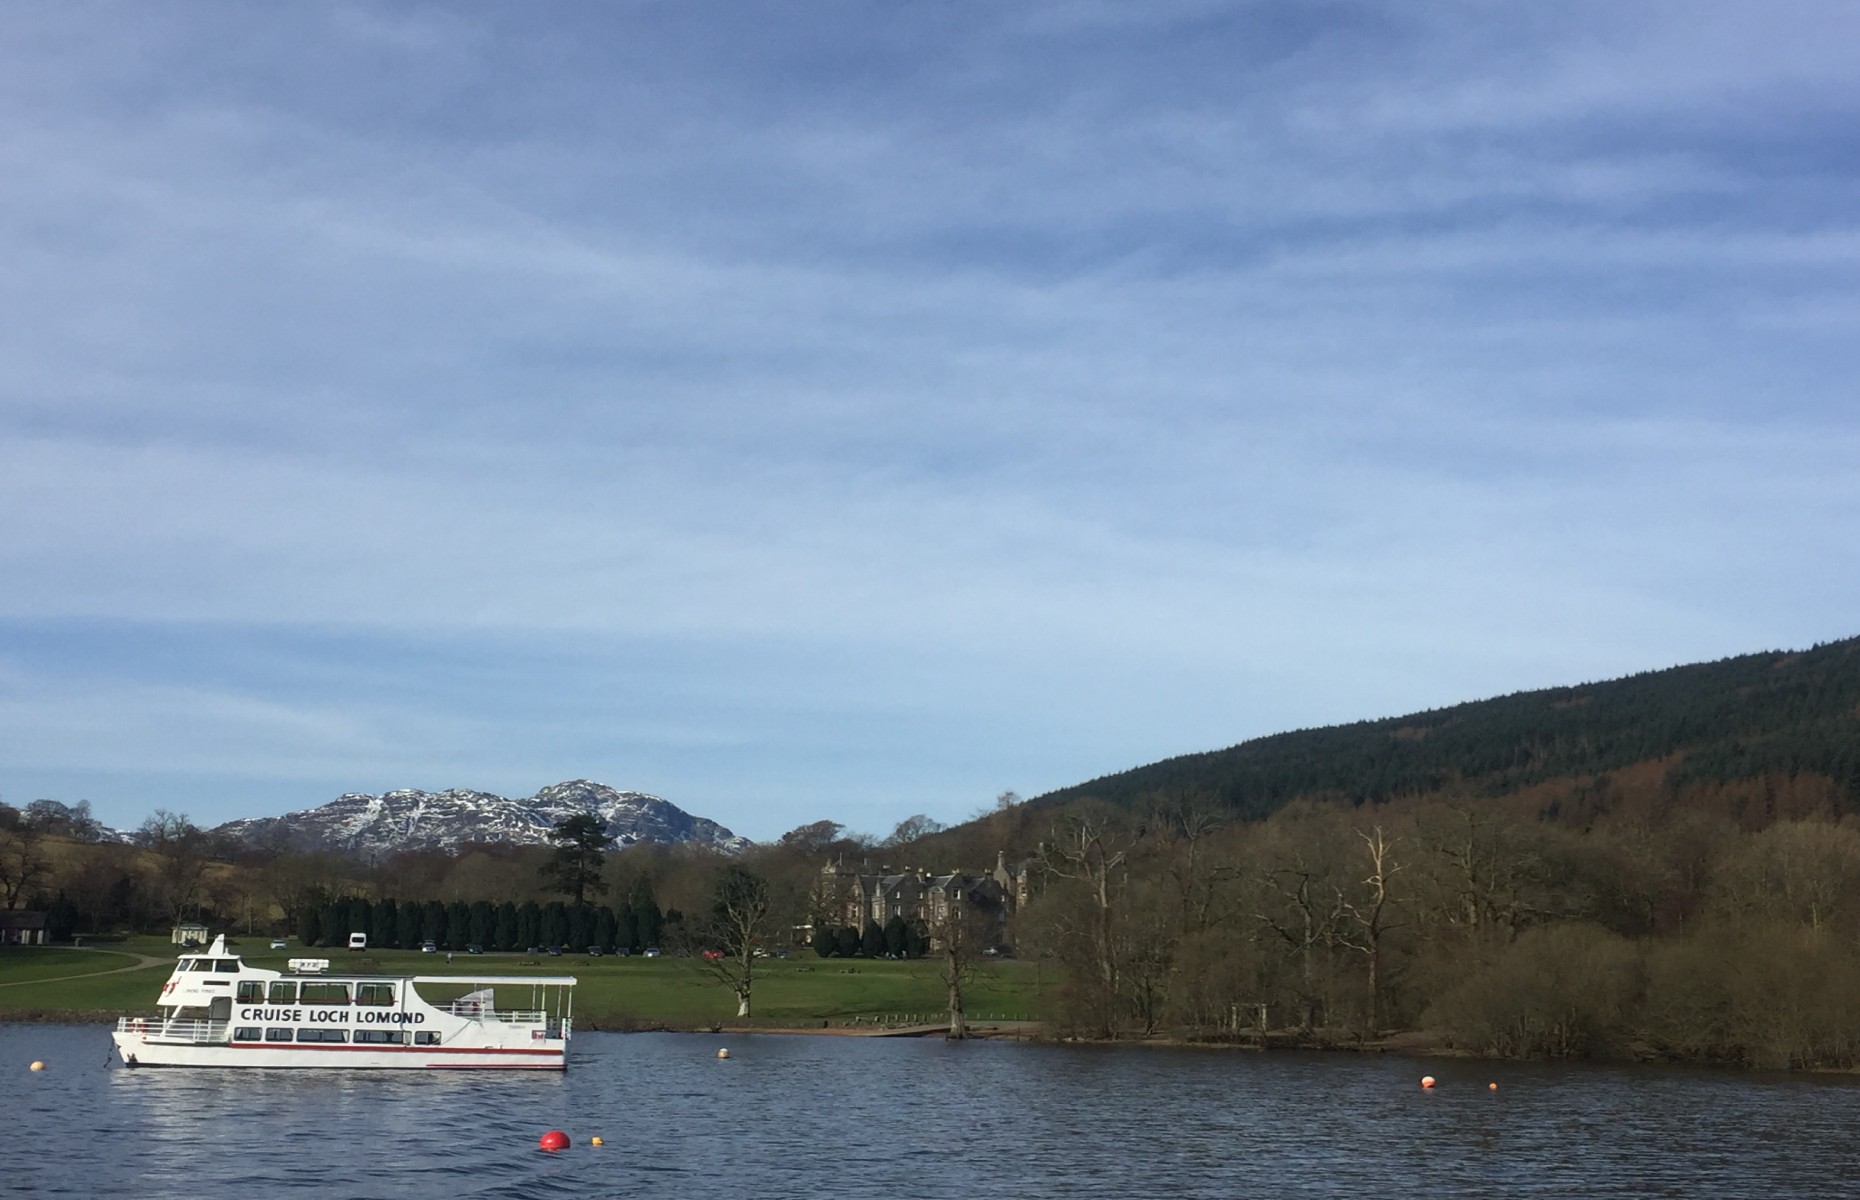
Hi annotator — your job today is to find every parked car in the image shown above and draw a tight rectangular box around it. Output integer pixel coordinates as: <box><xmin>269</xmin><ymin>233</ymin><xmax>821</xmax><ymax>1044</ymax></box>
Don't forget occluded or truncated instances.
<box><xmin>421</xmin><ymin>941</ymin><xmax>437</xmax><ymax>953</ymax></box>
<box><xmin>615</xmin><ymin>946</ymin><xmax>630</xmax><ymax>957</ymax></box>
<box><xmin>526</xmin><ymin>945</ymin><xmax>543</xmax><ymax>955</ymax></box>
<box><xmin>466</xmin><ymin>944</ymin><xmax>483</xmax><ymax>954</ymax></box>
<box><xmin>547</xmin><ymin>946</ymin><xmax>563</xmax><ymax>956</ymax></box>
<box><xmin>587</xmin><ymin>945</ymin><xmax>604</xmax><ymax>957</ymax></box>
<box><xmin>269</xmin><ymin>939</ymin><xmax>288</xmax><ymax>950</ymax></box>
<box><xmin>701</xmin><ymin>949</ymin><xmax>725</xmax><ymax>959</ymax></box>
<box><xmin>643</xmin><ymin>947</ymin><xmax>661</xmax><ymax>958</ymax></box>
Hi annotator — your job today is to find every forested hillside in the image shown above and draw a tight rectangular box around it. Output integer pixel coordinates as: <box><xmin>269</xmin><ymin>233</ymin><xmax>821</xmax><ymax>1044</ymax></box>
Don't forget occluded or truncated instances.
<box><xmin>1035</xmin><ymin>637</ymin><xmax>1860</xmax><ymax>824</ymax></box>
<box><xmin>15</xmin><ymin>636</ymin><xmax>1860</xmax><ymax>1069</ymax></box>
<box><xmin>944</xmin><ymin>635</ymin><xmax>1860</xmax><ymax>1069</ymax></box>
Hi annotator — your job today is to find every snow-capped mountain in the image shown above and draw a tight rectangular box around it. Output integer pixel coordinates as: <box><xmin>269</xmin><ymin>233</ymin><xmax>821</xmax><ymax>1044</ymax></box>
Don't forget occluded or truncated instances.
<box><xmin>212</xmin><ymin>779</ymin><xmax>750</xmax><ymax>856</ymax></box>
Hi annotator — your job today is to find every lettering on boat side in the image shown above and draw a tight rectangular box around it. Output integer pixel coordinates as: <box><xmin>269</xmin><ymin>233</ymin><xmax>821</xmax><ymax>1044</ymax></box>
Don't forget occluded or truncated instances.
<box><xmin>238</xmin><ymin>1007</ymin><xmax>427</xmax><ymax>1024</ymax></box>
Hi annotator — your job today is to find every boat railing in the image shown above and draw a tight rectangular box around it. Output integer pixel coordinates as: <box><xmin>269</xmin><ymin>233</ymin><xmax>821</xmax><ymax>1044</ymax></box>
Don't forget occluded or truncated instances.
<box><xmin>116</xmin><ymin>1017</ymin><xmax>230</xmax><ymax>1044</ymax></box>
<box><xmin>447</xmin><ymin>1004</ymin><xmax>546</xmax><ymax>1023</ymax></box>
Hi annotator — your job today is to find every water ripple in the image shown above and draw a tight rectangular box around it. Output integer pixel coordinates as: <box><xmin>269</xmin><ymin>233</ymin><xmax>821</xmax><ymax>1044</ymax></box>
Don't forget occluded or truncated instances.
<box><xmin>8</xmin><ymin>1026</ymin><xmax>1860</xmax><ymax>1198</ymax></box>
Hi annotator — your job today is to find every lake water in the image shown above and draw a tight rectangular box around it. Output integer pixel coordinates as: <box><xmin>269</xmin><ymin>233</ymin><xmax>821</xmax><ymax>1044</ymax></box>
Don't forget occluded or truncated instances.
<box><xmin>4</xmin><ymin>1024</ymin><xmax>1859</xmax><ymax>1198</ymax></box>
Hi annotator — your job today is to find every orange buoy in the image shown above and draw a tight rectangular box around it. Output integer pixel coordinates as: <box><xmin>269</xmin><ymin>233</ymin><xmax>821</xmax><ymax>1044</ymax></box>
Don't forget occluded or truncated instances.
<box><xmin>717</xmin><ymin>1048</ymin><xmax>730</xmax><ymax>1059</ymax></box>
<box><xmin>1420</xmin><ymin>1076</ymin><xmax>1437</xmax><ymax>1089</ymax></box>
<box><xmin>29</xmin><ymin>1061</ymin><xmax>45</xmax><ymax>1072</ymax></box>
<box><xmin>590</xmin><ymin>1136</ymin><xmax>604</xmax><ymax>1147</ymax></box>
<box><xmin>539</xmin><ymin>1130</ymin><xmax>570</xmax><ymax>1152</ymax></box>
<box><xmin>1489</xmin><ymin>1082</ymin><xmax>1498</xmax><ymax>1091</ymax></box>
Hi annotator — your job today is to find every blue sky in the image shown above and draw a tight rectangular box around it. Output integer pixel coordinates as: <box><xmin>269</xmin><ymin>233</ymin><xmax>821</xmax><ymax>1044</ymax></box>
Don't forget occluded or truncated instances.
<box><xmin>3</xmin><ymin>1</ymin><xmax>1857</xmax><ymax>842</ymax></box>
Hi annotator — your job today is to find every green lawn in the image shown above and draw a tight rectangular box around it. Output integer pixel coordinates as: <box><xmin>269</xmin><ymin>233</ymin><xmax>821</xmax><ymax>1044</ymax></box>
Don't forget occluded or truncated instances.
<box><xmin>0</xmin><ymin>945</ymin><xmax>174</xmax><ymax>1013</ymax></box>
<box><xmin>0</xmin><ymin>940</ymin><xmax>1053</xmax><ymax>1029</ymax></box>
<box><xmin>0</xmin><ymin>946</ymin><xmax>138</xmax><ymax>983</ymax></box>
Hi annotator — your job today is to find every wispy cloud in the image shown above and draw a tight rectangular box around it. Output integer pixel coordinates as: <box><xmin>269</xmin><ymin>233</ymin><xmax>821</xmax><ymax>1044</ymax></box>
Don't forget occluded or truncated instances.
<box><xmin>2</xmin><ymin>2</ymin><xmax>1856</xmax><ymax>837</ymax></box>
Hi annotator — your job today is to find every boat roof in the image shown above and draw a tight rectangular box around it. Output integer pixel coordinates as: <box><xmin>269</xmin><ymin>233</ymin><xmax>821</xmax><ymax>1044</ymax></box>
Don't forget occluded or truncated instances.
<box><xmin>272</xmin><ymin>971</ymin><xmax>578</xmax><ymax>986</ymax></box>
<box><xmin>410</xmin><ymin>975</ymin><xmax>578</xmax><ymax>987</ymax></box>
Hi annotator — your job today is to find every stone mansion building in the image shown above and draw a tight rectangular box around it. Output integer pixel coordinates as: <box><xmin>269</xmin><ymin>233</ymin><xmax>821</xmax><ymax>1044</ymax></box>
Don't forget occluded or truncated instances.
<box><xmin>814</xmin><ymin>851</ymin><xmax>1033</xmax><ymax>938</ymax></box>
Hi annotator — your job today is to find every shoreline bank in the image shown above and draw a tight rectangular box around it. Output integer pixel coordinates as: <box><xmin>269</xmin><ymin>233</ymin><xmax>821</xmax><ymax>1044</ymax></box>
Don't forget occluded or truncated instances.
<box><xmin>0</xmin><ymin>1008</ymin><xmax>1459</xmax><ymax>1061</ymax></box>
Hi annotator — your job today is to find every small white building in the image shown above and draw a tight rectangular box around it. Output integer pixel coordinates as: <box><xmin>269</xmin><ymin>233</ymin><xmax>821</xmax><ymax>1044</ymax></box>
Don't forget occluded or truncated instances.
<box><xmin>171</xmin><ymin>922</ymin><xmax>209</xmax><ymax>946</ymax></box>
<box><xmin>0</xmin><ymin>911</ymin><xmax>49</xmax><ymax>946</ymax></box>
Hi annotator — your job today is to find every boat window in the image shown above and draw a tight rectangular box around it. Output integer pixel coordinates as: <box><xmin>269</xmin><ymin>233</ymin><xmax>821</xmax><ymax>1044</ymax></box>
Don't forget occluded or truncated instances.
<box><xmin>237</xmin><ymin>981</ymin><xmax>264</xmax><ymax>1002</ymax></box>
<box><xmin>300</xmin><ymin>982</ymin><xmax>351</xmax><ymax>1004</ymax></box>
<box><xmin>414</xmin><ymin>1031</ymin><xmax>441</xmax><ymax>1045</ymax></box>
<box><xmin>355</xmin><ymin>983</ymin><xmax>395</xmax><ymax>1006</ymax></box>
<box><xmin>232</xmin><ymin>1027</ymin><xmax>262</xmax><ymax>1042</ymax></box>
<box><xmin>215</xmin><ymin>959</ymin><xmax>240</xmax><ymax>973</ymax></box>
<box><xmin>354</xmin><ymin>1030</ymin><xmax>406</xmax><ymax>1045</ymax></box>
<box><xmin>265</xmin><ymin>1027</ymin><xmax>291</xmax><ymax>1042</ymax></box>
<box><xmin>187</xmin><ymin>959</ymin><xmax>213</xmax><ymax>972</ymax></box>
<box><xmin>268</xmin><ymin>981</ymin><xmax>297</xmax><ymax>1003</ymax></box>
<box><xmin>295</xmin><ymin>1028</ymin><xmax>348</xmax><ymax>1043</ymax></box>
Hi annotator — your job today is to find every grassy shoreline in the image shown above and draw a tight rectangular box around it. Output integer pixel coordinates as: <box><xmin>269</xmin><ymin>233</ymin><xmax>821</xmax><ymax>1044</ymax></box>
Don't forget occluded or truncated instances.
<box><xmin>0</xmin><ymin>944</ymin><xmax>1517</xmax><ymax>1061</ymax></box>
<box><xmin>0</xmin><ymin>941</ymin><xmax>1049</xmax><ymax>1033</ymax></box>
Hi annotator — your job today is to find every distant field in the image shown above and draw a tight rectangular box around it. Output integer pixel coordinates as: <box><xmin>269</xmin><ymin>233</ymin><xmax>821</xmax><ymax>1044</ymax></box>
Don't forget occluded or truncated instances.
<box><xmin>0</xmin><ymin>940</ymin><xmax>1052</xmax><ymax>1029</ymax></box>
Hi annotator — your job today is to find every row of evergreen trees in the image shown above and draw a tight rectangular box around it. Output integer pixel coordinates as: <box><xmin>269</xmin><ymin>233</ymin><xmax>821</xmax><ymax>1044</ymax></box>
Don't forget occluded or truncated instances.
<box><xmin>298</xmin><ymin>893</ymin><xmax>672</xmax><ymax>954</ymax></box>
<box><xmin>811</xmin><ymin>916</ymin><xmax>930</xmax><ymax>959</ymax></box>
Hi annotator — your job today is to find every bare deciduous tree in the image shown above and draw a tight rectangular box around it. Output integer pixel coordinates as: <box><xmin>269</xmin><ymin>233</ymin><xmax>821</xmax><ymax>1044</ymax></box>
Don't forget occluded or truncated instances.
<box><xmin>1252</xmin><ymin>828</ymin><xmax>1345</xmax><ymax>1031</ymax></box>
<box><xmin>693</xmin><ymin>864</ymin><xmax>774</xmax><ymax>1018</ymax></box>
<box><xmin>1143</xmin><ymin>791</ymin><xmax>1240</xmax><ymax>935</ymax></box>
<box><xmin>1037</xmin><ymin>808</ymin><xmax>1136</xmax><ymax>1037</ymax></box>
<box><xmin>884</xmin><ymin>813</ymin><xmax>947</xmax><ymax>848</ymax></box>
<box><xmin>930</xmin><ymin>892</ymin><xmax>997</xmax><ymax>1039</ymax></box>
<box><xmin>0</xmin><ymin>804</ymin><xmax>51</xmax><ymax>909</ymax></box>
<box><xmin>1710</xmin><ymin>819</ymin><xmax>1860</xmax><ymax>933</ymax></box>
<box><xmin>136</xmin><ymin>810</ymin><xmax>213</xmax><ymax>926</ymax></box>
<box><xmin>1336</xmin><ymin>825</ymin><xmax>1405</xmax><ymax>1035</ymax></box>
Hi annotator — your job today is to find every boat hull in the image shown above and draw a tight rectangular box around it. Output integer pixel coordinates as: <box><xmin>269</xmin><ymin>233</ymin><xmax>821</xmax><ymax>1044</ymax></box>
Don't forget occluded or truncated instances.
<box><xmin>112</xmin><ymin>1031</ymin><xmax>567</xmax><ymax>1069</ymax></box>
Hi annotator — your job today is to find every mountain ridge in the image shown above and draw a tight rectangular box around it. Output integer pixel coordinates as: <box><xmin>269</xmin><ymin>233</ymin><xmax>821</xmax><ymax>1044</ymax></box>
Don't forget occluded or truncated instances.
<box><xmin>212</xmin><ymin>778</ymin><xmax>750</xmax><ymax>856</ymax></box>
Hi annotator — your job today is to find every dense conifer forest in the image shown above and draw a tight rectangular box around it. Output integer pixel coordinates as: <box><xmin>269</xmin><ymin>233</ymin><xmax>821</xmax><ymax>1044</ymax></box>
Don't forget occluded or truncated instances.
<box><xmin>1034</xmin><ymin>636</ymin><xmax>1860</xmax><ymax>824</ymax></box>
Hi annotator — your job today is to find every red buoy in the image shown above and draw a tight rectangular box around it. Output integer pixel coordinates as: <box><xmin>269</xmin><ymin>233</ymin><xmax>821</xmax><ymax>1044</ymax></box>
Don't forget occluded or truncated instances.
<box><xmin>539</xmin><ymin>1130</ymin><xmax>570</xmax><ymax>1152</ymax></box>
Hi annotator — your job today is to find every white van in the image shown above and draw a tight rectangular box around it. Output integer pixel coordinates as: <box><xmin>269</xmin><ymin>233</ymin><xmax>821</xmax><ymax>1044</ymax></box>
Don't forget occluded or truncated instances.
<box><xmin>348</xmin><ymin>932</ymin><xmax>367</xmax><ymax>951</ymax></box>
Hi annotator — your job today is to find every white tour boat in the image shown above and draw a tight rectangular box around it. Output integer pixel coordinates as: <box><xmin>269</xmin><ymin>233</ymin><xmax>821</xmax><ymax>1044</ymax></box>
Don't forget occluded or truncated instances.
<box><xmin>112</xmin><ymin>934</ymin><xmax>576</xmax><ymax>1069</ymax></box>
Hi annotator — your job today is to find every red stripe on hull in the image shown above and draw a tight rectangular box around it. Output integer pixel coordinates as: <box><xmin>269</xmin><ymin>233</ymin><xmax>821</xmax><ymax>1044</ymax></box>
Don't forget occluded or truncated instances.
<box><xmin>225</xmin><ymin>1041</ymin><xmax>563</xmax><ymax>1056</ymax></box>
